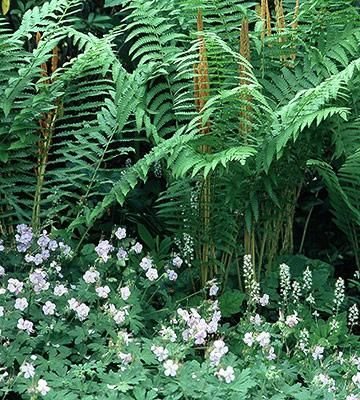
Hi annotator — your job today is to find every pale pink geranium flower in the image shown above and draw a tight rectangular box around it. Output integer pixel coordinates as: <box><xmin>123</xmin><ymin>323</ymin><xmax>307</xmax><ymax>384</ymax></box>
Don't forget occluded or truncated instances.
<box><xmin>167</xmin><ymin>269</ymin><xmax>178</xmax><ymax>281</ymax></box>
<box><xmin>140</xmin><ymin>257</ymin><xmax>152</xmax><ymax>271</ymax></box>
<box><xmin>120</xmin><ymin>286</ymin><xmax>131</xmax><ymax>301</ymax></box>
<box><xmin>115</xmin><ymin>227</ymin><xmax>126</xmax><ymax>240</ymax></box>
<box><xmin>15</xmin><ymin>297</ymin><xmax>28</xmax><ymax>311</ymax></box>
<box><xmin>285</xmin><ymin>311</ymin><xmax>300</xmax><ymax>328</ymax></box>
<box><xmin>42</xmin><ymin>301</ymin><xmax>56</xmax><ymax>316</ymax></box>
<box><xmin>53</xmin><ymin>284</ymin><xmax>68</xmax><ymax>296</ymax></box>
<box><xmin>243</xmin><ymin>332</ymin><xmax>254</xmax><ymax>347</ymax></box>
<box><xmin>113</xmin><ymin>310</ymin><xmax>126</xmax><ymax>325</ymax></box>
<box><xmin>172</xmin><ymin>256</ymin><xmax>183</xmax><ymax>268</ymax></box>
<box><xmin>17</xmin><ymin>318</ymin><xmax>34</xmax><ymax>335</ymax></box>
<box><xmin>215</xmin><ymin>366</ymin><xmax>235</xmax><ymax>383</ymax></box>
<box><xmin>209</xmin><ymin>284</ymin><xmax>219</xmax><ymax>296</ymax></box>
<box><xmin>151</xmin><ymin>345</ymin><xmax>169</xmax><ymax>362</ymax></box>
<box><xmin>163</xmin><ymin>359</ymin><xmax>178</xmax><ymax>377</ymax></box>
<box><xmin>145</xmin><ymin>267</ymin><xmax>158</xmax><ymax>281</ymax></box>
<box><xmin>259</xmin><ymin>294</ymin><xmax>269</xmax><ymax>306</ymax></box>
<box><xmin>132</xmin><ymin>242</ymin><xmax>143</xmax><ymax>254</ymax></box>
<box><xmin>7</xmin><ymin>278</ymin><xmax>24</xmax><ymax>295</ymax></box>
<box><xmin>256</xmin><ymin>332</ymin><xmax>271</xmax><ymax>348</ymax></box>
<box><xmin>312</xmin><ymin>345</ymin><xmax>324</xmax><ymax>361</ymax></box>
<box><xmin>95</xmin><ymin>285</ymin><xmax>111</xmax><ymax>299</ymax></box>
<box><xmin>83</xmin><ymin>268</ymin><xmax>100</xmax><ymax>284</ymax></box>
<box><xmin>20</xmin><ymin>363</ymin><xmax>35</xmax><ymax>379</ymax></box>
<box><xmin>37</xmin><ymin>379</ymin><xmax>50</xmax><ymax>395</ymax></box>
<box><xmin>75</xmin><ymin>303</ymin><xmax>90</xmax><ymax>321</ymax></box>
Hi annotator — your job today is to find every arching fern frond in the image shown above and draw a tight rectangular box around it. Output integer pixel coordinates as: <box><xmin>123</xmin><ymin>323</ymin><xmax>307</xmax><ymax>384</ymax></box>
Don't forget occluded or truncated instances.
<box><xmin>262</xmin><ymin>58</ymin><xmax>360</xmax><ymax>171</ymax></box>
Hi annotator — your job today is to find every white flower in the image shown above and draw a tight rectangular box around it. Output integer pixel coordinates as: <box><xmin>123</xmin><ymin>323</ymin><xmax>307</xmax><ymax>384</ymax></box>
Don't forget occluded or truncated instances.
<box><xmin>267</xmin><ymin>346</ymin><xmax>276</xmax><ymax>360</ymax></box>
<box><xmin>145</xmin><ymin>267</ymin><xmax>158</xmax><ymax>281</ymax></box>
<box><xmin>0</xmin><ymin>288</ymin><xmax>6</xmax><ymax>295</ymax></box>
<box><xmin>243</xmin><ymin>332</ymin><xmax>254</xmax><ymax>347</ymax></box>
<box><xmin>119</xmin><ymin>330</ymin><xmax>133</xmax><ymax>345</ymax></box>
<box><xmin>348</xmin><ymin>304</ymin><xmax>359</xmax><ymax>327</ymax></box>
<box><xmin>312</xmin><ymin>345</ymin><xmax>324</xmax><ymax>361</ymax></box>
<box><xmin>256</xmin><ymin>332</ymin><xmax>271</xmax><ymax>348</ymax></box>
<box><xmin>209</xmin><ymin>284</ymin><xmax>219</xmax><ymax>296</ymax></box>
<box><xmin>29</xmin><ymin>269</ymin><xmax>49</xmax><ymax>293</ymax></box>
<box><xmin>120</xmin><ymin>286</ymin><xmax>131</xmax><ymax>301</ymax></box>
<box><xmin>352</xmin><ymin>372</ymin><xmax>360</xmax><ymax>387</ymax></box>
<box><xmin>209</xmin><ymin>340</ymin><xmax>228</xmax><ymax>366</ymax></box>
<box><xmin>53</xmin><ymin>284</ymin><xmax>68</xmax><ymax>296</ymax></box>
<box><xmin>159</xmin><ymin>327</ymin><xmax>177</xmax><ymax>342</ymax></box>
<box><xmin>95</xmin><ymin>240</ymin><xmax>114</xmax><ymax>263</ymax></box>
<box><xmin>163</xmin><ymin>359</ymin><xmax>178</xmax><ymax>377</ymax></box>
<box><xmin>298</xmin><ymin>328</ymin><xmax>309</xmax><ymax>354</ymax></box>
<box><xmin>279</xmin><ymin>263</ymin><xmax>291</xmax><ymax>306</ymax></box>
<box><xmin>42</xmin><ymin>301</ymin><xmax>56</xmax><ymax>316</ymax></box>
<box><xmin>285</xmin><ymin>312</ymin><xmax>300</xmax><ymax>328</ymax></box>
<box><xmin>151</xmin><ymin>345</ymin><xmax>169</xmax><ymax>361</ymax></box>
<box><xmin>215</xmin><ymin>366</ymin><xmax>235</xmax><ymax>383</ymax></box>
<box><xmin>172</xmin><ymin>256</ymin><xmax>183</xmax><ymax>268</ymax></box>
<box><xmin>243</xmin><ymin>255</ymin><xmax>260</xmax><ymax>304</ymax></box>
<box><xmin>17</xmin><ymin>318</ymin><xmax>34</xmax><ymax>334</ymax></box>
<box><xmin>333</xmin><ymin>277</ymin><xmax>345</xmax><ymax>313</ymax></box>
<box><xmin>167</xmin><ymin>269</ymin><xmax>178</xmax><ymax>281</ymax></box>
<box><xmin>7</xmin><ymin>278</ymin><xmax>24</xmax><ymax>294</ymax></box>
<box><xmin>118</xmin><ymin>352</ymin><xmax>132</xmax><ymax>365</ymax></box>
<box><xmin>306</xmin><ymin>293</ymin><xmax>315</xmax><ymax>305</ymax></box>
<box><xmin>15</xmin><ymin>297</ymin><xmax>28</xmax><ymax>311</ymax></box>
<box><xmin>117</xmin><ymin>248</ymin><xmax>127</xmax><ymax>260</ymax></box>
<box><xmin>303</xmin><ymin>266</ymin><xmax>312</xmax><ymax>291</ymax></box>
<box><xmin>347</xmin><ymin>395</ymin><xmax>359</xmax><ymax>400</ymax></box>
<box><xmin>259</xmin><ymin>294</ymin><xmax>269</xmax><ymax>306</ymax></box>
<box><xmin>0</xmin><ymin>266</ymin><xmax>5</xmax><ymax>277</ymax></box>
<box><xmin>140</xmin><ymin>257</ymin><xmax>152</xmax><ymax>271</ymax></box>
<box><xmin>20</xmin><ymin>362</ymin><xmax>35</xmax><ymax>379</ymax></box>
<box><xmin>68</xmin><ymin>298</ymin><xmax>79</xmax><ymax>310</ymax></box>
<box><xmin>0</xmin><ymin>370</ymin><xmax>8</xmax><ymax>383</ymax></box>
<box><xmin>250</xmin><ymin>313</ymin><xmax>262</xmax><ymax>326</ymax></box>
<box><xmin>132</xmin><ymin>242</ymin><xmax>143</xmax><ymax>254</ymax></box>
<box><xmin>0</xmin><ymin>306</ymin><xmax>4</xmax><ymax>317</ymax></box>
<box><xmin>177</xmin><ymin>308</ymin><xmax>190</xmax><ymax>322</ymax></box>
<box><xmin>37</xmin><ymin>379</ymin><xmax>50</xmax><ymax>396</ymax></box>
<box><xmin>96</xmin><ymin>285</ymin><xmax>111</xmax><ymax>299</ymax></box>
<box><xmin>75</xmin><ymin>303</ymin><xmax>90</xmax><ymax>321</ymax></box>
<box><xmin>83</xmin><ymin>268</ymin><xmax>100</xmax><ymax>284</ymax></box>
<box><xmin>115</xmin><ymin>227</ymin><xmax>126</xmax><ymax>240</ymax></box>
<box><xmin>113</xmin><ymin>310</ymin><xmax>126</xmax><ymax>325</ymax></box>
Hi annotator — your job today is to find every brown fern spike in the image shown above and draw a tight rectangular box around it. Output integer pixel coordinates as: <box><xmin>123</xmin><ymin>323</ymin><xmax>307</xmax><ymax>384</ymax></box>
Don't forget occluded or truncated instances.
<box><xmin>260</xmin><ymin>0</ymin><xmax>271</xmax><ymax>41</ymax></box>
<box><xmin>274</xmin><ymin>0</ymin><xmax>286</xmax><ymax>62</ymax></box>
<box><xmin>195</xmin><ymin>9</ymin><xmax>213</xmax><ymax>285</ymax></box>
<box><xmin>239</xmin><ymin>17</ymin><xmax>251</xmax><ymax>137</ymax></box>
<box><xmin>291</xmin><ymin>0</ymin><xmax>300</xmax><ymax>62</ymax></box>
<box><xmin>196</xmin><ymin>9</ymin><xmax>210</xmax><ymax>138</ymax></box>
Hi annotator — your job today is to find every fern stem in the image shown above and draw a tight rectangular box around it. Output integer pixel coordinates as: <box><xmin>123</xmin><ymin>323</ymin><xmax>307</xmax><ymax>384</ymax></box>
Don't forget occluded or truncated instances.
<box><xmin>299</xmin><ymin>191</ymin><xmax>318</xmax><ymax>254</ymax></box>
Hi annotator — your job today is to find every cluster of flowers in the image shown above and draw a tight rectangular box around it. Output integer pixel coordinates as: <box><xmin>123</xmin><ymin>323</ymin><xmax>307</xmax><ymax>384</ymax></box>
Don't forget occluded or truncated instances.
<box><xmin>0</xmin><ymin>227</ymin><xmax>79</xmax><ymax>396</ymax></box>
<box><xmin>94</xmin><ymin>227</ymin><xmax>184</xmax><ymax>284</ymax></box>
<box><xmin>0</xmin><ymin>225</ymin><xmax>191</xmax><ymax>397</ymax></box>
<box><xmin>1</xmin><ymin>227</ymin><xmax>359</xmax><ymax>399</ymax></box>
<box><xmin>149</xmin><ymin>298</ymin><xmax>236</xmax><ymax>384</ymax></box>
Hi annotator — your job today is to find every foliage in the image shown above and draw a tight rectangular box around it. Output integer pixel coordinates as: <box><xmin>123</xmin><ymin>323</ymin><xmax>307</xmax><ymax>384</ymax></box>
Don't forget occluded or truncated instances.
<box><xmin>0</xmin><ymin>1</ymin><xmax>360</xmax><ymax>398</ymax></box>
<box><xmin>0</xmin><ymin>227</ymin><xmax>359</xmax><ymax>399</ymax></box>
